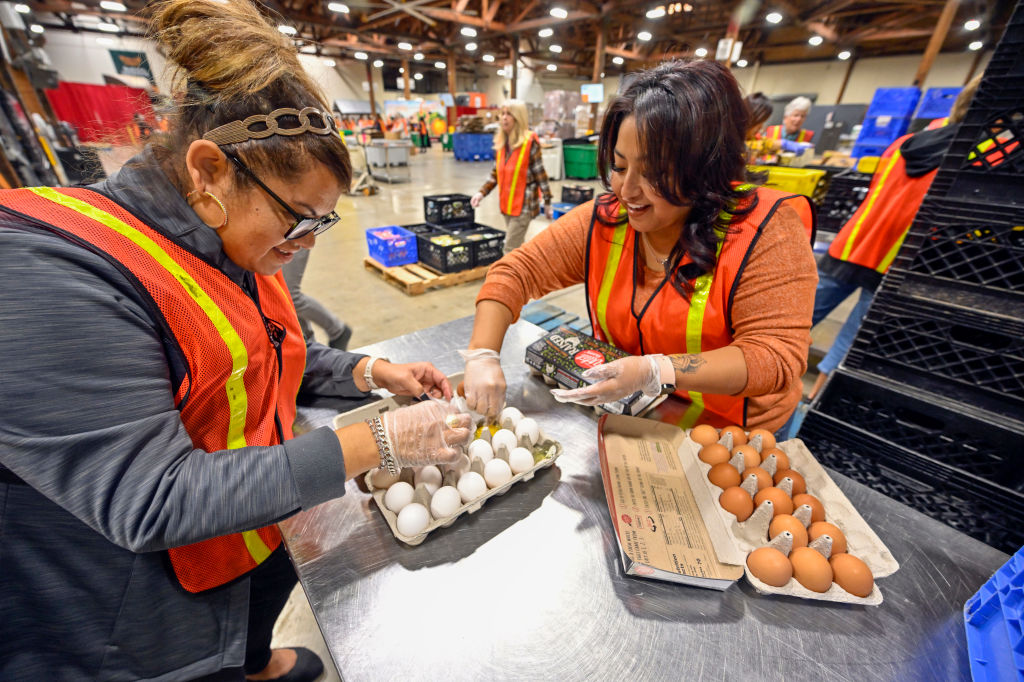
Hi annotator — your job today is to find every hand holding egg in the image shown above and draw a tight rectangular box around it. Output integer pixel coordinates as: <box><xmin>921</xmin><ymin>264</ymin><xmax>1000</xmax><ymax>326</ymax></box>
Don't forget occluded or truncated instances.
<box><xmin>380</xmin><ymin>399</ymin><xmax>474</xmax><ymax>467</ymax></box>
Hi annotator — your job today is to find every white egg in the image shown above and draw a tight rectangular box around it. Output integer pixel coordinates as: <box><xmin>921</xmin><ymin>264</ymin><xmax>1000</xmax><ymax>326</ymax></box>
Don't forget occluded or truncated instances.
<box><xmin>430</xmin><ymin>485</ymin><xmax>462</xmax><ymax>519</ymax></box>
<box><xmin>509</xmin><ymin>446</ymin><xmax>535</xmax><ymax>475</ymax></box>
<box><xmin>467</xmin><ymin>439</ymin><xmax>494</xmax><ymax>463</ymax></box>
<box><xmin>484</xmin><ymin>458</ymin><xmax>513</xmax><ymax>488</ymax></box>
<box><xmin>500</xmin><ymin>406</ymin><xmax>524</xmax><ymax>430</ymax></box>
<box><xmin>457</xmin><ymin>471</ymin><xmax>487</xmax><ymax>503</ymax></box>
<box><xmin>491</xmin><ymin>428</ymin><xmax>518</xmax><ymax>456</ymax></box>
<box><xmin>396</xmin><ymin>502</ymin><xmax>431</xmax><ymax>536</ymax></box>
<box><xmin>367</xmin><ymin>467</ymin><xmax>400</xmax><ymax>490</ymax></box>
<box><xmin>384</xmin><ymin>481</ymin><xmax>414</xmax><ymax>513</ymax></box>
<box><xmin>515</xmin><ymin>417</ymin><xmax>540</xmax><ymax>447</ymax></box>
<box><xmin>414</xmin><ymin>465</ymin><xmax>443</xmax><ymax>494</ymax></box>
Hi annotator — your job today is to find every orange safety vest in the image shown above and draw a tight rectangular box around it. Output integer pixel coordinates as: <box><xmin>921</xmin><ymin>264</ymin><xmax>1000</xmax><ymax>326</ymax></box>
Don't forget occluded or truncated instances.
<box><xmin>827</xmin><ymin>134</ymin><xmax>937</xmax><ymax>274</ymax></box>
<box><xmin>585</xmin><ymin>187</ymin><xmax>814</xmax><ymax>429</ymax></box>
<box><xmin>496</xmin><ymin>132</ymin><xmax>538</xmax><ymax>217</ymax></box>
<box><xmin>765</xmin><ymin>125</ymin><xmax>814</xmax><ymax>143</ymax></box>
<box><xmin>0</xmin><ymin>186</ymin><xmax>306</xmax><ymax>593</ymax></box>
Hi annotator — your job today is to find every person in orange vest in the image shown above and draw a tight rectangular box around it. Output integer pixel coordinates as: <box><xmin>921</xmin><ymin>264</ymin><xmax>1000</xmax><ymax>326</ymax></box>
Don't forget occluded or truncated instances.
<box><xmin>460</xmin><ymin>61</ymin><xmax>817</xmax><ymax>432</ymax></box>
<box><xmin>0</xmin><ymin>2</ymin><xmax>472</xmax><ymax>680</ymax></box>
<box><xmin>470</xmin><ymin>99</ymin><xmax>554</xmax><ymax>253</ymax></box>
<box><xmin>764</xmin><ymin>96</ymin><xmax>815</xmax><ymax>151</ymax></box>
<box><xmin>744</xmin><ymin>91</ymin><xmax>775</xmax><ymax>163</ymax></box>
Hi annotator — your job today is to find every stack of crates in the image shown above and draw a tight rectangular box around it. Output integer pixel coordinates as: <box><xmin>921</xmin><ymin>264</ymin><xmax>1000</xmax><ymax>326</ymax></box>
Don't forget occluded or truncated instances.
<box><xmin>814</xmin><ymin>168</ymin><xmax>874</xmax><ymax>235</ymax></box>
<box><xmin>851</xmin><ymin>87</ymin><xmax>921</xmax><ymax>158</ymax></box>
<box><xmin>405</xmin><ymin>194</ymin><xmax>505</xmax><ymax>273</ymax></box>
<box><xmin>799</xmin><ymin>3</ymin><xmax>1024</xmax><ymax>555</ymax></box>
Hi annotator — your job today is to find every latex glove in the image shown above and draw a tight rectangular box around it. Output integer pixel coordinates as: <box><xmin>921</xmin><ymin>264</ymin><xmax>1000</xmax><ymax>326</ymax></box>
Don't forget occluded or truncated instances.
<box><xmin>459</xmin><ymin>348</ymin><xmax>505</xmax><ymax>418</ymax></box>
<box><xmin>544</xmin><ymin>204</ymin><xmax>554</xmax><ymax>219</ymax></box>
<box><xmin>370</xmin><ymin>360</ymin><xmax>453</xmax><ymax>400</ymax></box>
<box><xmin>779</xmin><ymin>139</ymin><xmax>814</xmax><ymax>154</ymax></box>
<box><xmin>550</xmin><ymin>355</ymin><xmax>662</xmax><ymax>407</ymax></box>
<box><xmin>470</xmin><ymin>192</ymin><xmax>485</xmax><ymax>208</ymax></box>
<box><xmin>382</xmin><ymin>399</ymin><xmax>473</xmax><ymax>468</ymax></box>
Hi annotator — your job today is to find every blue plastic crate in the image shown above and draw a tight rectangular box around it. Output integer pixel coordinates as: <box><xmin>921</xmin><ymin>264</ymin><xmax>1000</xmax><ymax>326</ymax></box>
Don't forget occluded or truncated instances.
<box><xmin>855</xmin><ymin>116</ymin><xmax>912</xmax><ymax>147</ymax></box>
<box><xmin>865</xmin><ymin>87</ymin><xmax>922</xmax><ymax>118</ymax></box>
<box><xmin>365</xmin><ymin>225</ymin><xmax>418</xmax><ymax>267</ymax></box>
<box><xmin>917</xmin><ymin>87</ymin><xmax>963</xmax><ymax>119</ymax></box>
<box><xmin>452</xmin><ymin>133</ymin><xmax>495</xmax><ymax>161</ymax></box>
<box><xmin>964</xmin><ymin>545</ymin><xmax>1024</xmax><ymax>682</ymax></box>
<box><xmin>552</xmin><ymin>202</ymin><xmax>576</xmax><ymax>219</ymax></box>
<box><xmin>851</xmin><ymin>142</ymin><xmax>891</xmax><ymax>158</ymax></box>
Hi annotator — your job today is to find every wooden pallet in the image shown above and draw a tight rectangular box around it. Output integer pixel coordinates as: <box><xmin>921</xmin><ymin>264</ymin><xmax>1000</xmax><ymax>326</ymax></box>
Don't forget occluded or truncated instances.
<box><xmin>363</xmin><ymin>257</ymin><xmax>490</xmax><ymax>295</ymax></box>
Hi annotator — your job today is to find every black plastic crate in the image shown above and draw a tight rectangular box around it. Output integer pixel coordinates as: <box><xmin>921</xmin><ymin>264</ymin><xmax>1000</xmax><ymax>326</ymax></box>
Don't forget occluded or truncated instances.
<box><xmin>845</xmin><ymin>291</ymin><xmax>1024</xmax><ymax>419</ymax></box>
<box><xmin>799</xmin><ymin>407</ymin><xmax>1024</xmax><ymax>553</ymax></box>
<box><xmin>423</xmin><ymin>194</ymin><xmax>474</xmax><ymax>226</ymax></box>
<box><xmin>561</xmin><ymin>184</ymin><xmax>595</xmax><ymax>205</ymax></box>
<box><xmin>891</xmin><ymin>196</ymin><xmax>1024</xmax><ymax>298</ymax></box>
<box><xmin>815</xmin><ymin>170</ymin><xmax>873</xmax><ymax>233</ymax></box>
<box><xmin>458</xmin><ymin>224</ymin><xmax>505</xmax><ymax>267</ymax></box>
<box><xmin>404</xmin><ymin>223</ymin><xmax>473</xmax><ymax>273</ymax></box>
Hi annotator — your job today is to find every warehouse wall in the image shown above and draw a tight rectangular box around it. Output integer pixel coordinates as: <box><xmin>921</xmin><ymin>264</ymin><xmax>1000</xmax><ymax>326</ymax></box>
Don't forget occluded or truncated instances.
<box><xmin>40</xmin><ymin>31</ymin><xmax>170</xmax><ymax>91</ymax></box>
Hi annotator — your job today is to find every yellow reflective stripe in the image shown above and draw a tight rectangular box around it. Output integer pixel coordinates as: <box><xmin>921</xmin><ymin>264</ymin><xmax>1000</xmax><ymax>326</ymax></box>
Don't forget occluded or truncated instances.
<box><xmin>30</xmin><ymin>187</ymin><xmax>251</xmax><ymax>449</ymax></box>
<box><xmin>595</xmin><ymin>222</ymin><xmax>628</xmax><ymax>344</ymax></box>
<box><xmin>875</xmin><ymin>225</ymin><xmax>911</xmax><ymax>273</ymax></box>
<box><xmin>504</xmin><ymin>137</ymin><xmax>532</xmax><ymax>214</ymax></box>
<box><xmin>241</xmin><ymin>530</ymin><xmax>273</xmax><ymax>564</ymax></box>
<box><xmin>839</xmin><ymin>149</ymin><xmax>902</xmax><ymax>261</ymax></box>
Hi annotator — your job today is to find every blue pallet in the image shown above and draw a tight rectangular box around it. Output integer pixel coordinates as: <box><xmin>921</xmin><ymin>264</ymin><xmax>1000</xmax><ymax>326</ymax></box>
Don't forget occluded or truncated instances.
<box><xmin>917</xmin><ymin>87</ymin><xmax>963</xmax><ymax>119</ymax></box>
<box><xmin>865</xmin><ymin>87</ymin><xmax>921</xmax><ymax>118</ymax></box>
<box><xmin>452</xmin><ymin>133</ymin><xmax>496</xmax><ymax>161</ymax></box>
<box><xmin>964</xmin><ymin>545</ymin><xmax>1024</xmax><ymax>682</ymax></box>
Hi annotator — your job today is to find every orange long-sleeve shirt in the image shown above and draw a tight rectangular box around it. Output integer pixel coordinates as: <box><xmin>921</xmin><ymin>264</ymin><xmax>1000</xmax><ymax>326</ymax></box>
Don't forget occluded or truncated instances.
<box><xmin>477</xmin><ymin>199</ymin><xmax>818</xmax><ymax>431</ymax></box>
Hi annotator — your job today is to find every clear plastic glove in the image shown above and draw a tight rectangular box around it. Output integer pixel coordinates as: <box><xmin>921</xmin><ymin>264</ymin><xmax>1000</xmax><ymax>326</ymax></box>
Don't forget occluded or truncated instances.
<box><xmin>459</xmin><ymin>348</ymin><xmax>505</xmax><ymax>418</ymax></box>
<box><xmin>470</xmin><ymin>192</ymin><xmax>485</xmax><ymax>208</ymax></box>
<box><xmin>370</xmin><ymin>360</ymin><xmax>452</xmax><ymax>400</ymax></box>
<box><xmin>382</xmin><ymin>399</ymin><xmax>473</xmax><ymax>468</ymax></box>
<box><xmin>550</xmin><ymin>355</ymin><xmax>661</xmax><ymax>407</ymax></box>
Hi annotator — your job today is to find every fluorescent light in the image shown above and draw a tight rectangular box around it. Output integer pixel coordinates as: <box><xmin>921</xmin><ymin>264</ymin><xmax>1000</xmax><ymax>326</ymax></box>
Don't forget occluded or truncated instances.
<box><xmin>328</xmin><ymin>2</ymin><xmax>350</xmax><ymax>12</ymax></box>
<box><xmin>964</xmin><ymin>19</ymin><xmax>981</xmax><ymax>31</ymax></box>
<box><xmin>96</xmin><ymin>22</ymin><xmax>121</xmax><ymax>32</ymax></box>
<box><xmin>414</xmin><ymin>52</ymin><xmax>424</xmax><ymax>60</ymax></box>
<box><xmin>29</xmin><ymin>23</ymin><xmax>44</xmax><ymax>33</ymax></box>
<box><xmin>968</xmin><ymin>40</ymin><xmax>984</xmax><ymax>51</ymax></box>
<box><xmin>482</xmin><ymin>53</ymin><xmax>495</xmax><ymax>62</ymax></box>
<box><xmin>766</xmin><ymin>11</ymin><xmax>783</xmax><ymax>24</ymax></box>
<box><xmin>322</xmin><ymin>58</ymin><xmax>336</xmax><ymax>67</ymax></box>
<box><xmin>539</xmin><ymin>28</ymin><xmax>553</xmax><ymax>38</ymax></box>
<box><xmin>460</xmin><ymin>27</ymin><xmax>477</xmax><ymax>37</ymax></box>
<box><xmin>434</xmin><ymin>61</ymin><xmax>446</xmax><ymax>69</ymax></box>
<box><xmin>277</xmin><ymin>25</ymin><xmax>297</xmax><ymax>35</ymax></box>
<box><xmin>550</xmin><ymin>44</ymin><xmax>562</xmax><ymax>53</ymax></box>
<box><xmin>99</xmin><ymin>1</ymin><xmax>126</xmax><ymax>10</ymax></box>
<box><xmin>837</xmin><ymin>50</ymin><xmax>851</xmax><ymax>60</ymax></box>
<box><xmin>808</xmin><ymin>35</ymin><xmax>823</xmax><ymax>46</ymax></box>
<box><xmin>466</xmin><ymin>42</ymin><xmax>477</xmax><ymax>51</ymax></box>
<box><xmin>736</xmin><ymin>59</ymin><xmax>748</xmax><ymax>67</ymax></box>
<box><xmin>612</xmin><ymin>56</ymin><xmax>624</xmax><ymax>65</ymax></box>
<box><xmin>398</xmin><ymin>42</ymin><xmax>412</xmax><ymax>50</ymax></box>
<box><xmin>354</xmin><ymin>51</ymin><xmax>368</xmax><ymax>60</ymax></box>
<box><xmin>399</xmin><ymin>67</ymin><xmax>404</xmax><ymax>73</ymax></box>
<box><xmin>638</xmin><ymin>31</ymin><xmax>652</xmax><ymax>41</ymax></box>
<box><xmin>413</xmin><ymin>73</ymin><xmax>423</xmax><ymax>80</ymax></box>
<box><xmin>14</xmin><ymin>4</ymin><xmax>30</xmax><ymax>14</ymax></box>
<box><xmin>694</xmin><ymin>46</ymin><xmax>708</xmax><ymax>57</ymax></box>
<box><xmin>96</xmin><ymin>37</ymin><xmax>116</xmax><ymax>46</ymax></box>
<box><xmin>550</xmin><ymin>7</ymin><xmax>568</xmax><ymax>18</ymax></box>
<box><xmin>646</xmin><ymin>6</ymin><xmax>666</xmax><ymax>19</ymax></box>
<box><xmin>373</xmin><ymin>59</ymin><xmax>384</xmax><ymax>67</ymax></box>
<box><xmin>547</xmin><ymin>64</ymin><xmax>557</xmax><ymax>71</ymax></box>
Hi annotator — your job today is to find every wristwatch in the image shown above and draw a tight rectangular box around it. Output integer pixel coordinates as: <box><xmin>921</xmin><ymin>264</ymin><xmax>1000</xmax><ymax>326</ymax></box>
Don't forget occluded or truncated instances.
<box><xmin>655</xmin><ymin>355</ymin><xmax>676</xmax><ymax>395</ymax></box>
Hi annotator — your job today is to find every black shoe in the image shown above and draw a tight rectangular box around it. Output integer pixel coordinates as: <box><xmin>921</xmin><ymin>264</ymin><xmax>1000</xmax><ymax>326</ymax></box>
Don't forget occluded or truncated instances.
<box><xmin>247</xmin><ymin>647</ymin><xmax>324</xmax><ymax>682</ymax></box>
<box><xmin>328</xmin><ymin>324</ymin><xmax>352</xmax><ymax>351</ymax></box>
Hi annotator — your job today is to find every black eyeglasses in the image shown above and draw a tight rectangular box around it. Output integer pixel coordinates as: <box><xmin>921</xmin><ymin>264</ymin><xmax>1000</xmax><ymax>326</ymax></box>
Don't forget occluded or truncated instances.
<box><xmin>224</xmin><ymin>151</ymin><xmax>340</xmax><ymax>240</ymax></box>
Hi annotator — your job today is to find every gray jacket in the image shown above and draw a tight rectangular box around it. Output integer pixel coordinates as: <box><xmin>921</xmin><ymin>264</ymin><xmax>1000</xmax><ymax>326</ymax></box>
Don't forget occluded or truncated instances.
<box><xmin>0</xmin><ymin>150</ymin><xmax>366</xmax><ymax>680</ymax></box>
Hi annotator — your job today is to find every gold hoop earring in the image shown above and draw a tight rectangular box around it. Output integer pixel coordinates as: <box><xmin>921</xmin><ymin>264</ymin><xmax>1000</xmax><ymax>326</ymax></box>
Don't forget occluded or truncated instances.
<box><xmin>186</xmin><ymin>189</ymin><xmax>229</xmax><ymax>230</ymax></box>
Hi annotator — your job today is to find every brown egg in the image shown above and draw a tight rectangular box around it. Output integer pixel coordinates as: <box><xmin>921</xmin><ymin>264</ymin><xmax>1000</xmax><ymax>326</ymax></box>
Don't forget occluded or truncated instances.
<box><xmin>790</xmin><ymin>546</ymin><xmax>834</xmax><ymax>593</ymax></box>
<box><xmin>746</xmin><ymin>547</ymin><xmax>792</xmax><ymax>587</ymax></box>
<box><xmin>748</xmin><ymin>428</ymin><xmax>776</xmax><ymax>450</ymax></box>
<box><xmin>720</xmin><ymin>425</ymin><xmax>748</xmax><ymax>446</ymax></box>
<box><xmin>732</xmin><ymin>444</ymin><xmax>761</xmax><ymax>470</ymax></box>
<box><xmin>830</xmin><ymin>553</ymin><xmax>874</xmax><ymax>598</ymax></box>
<box><xmin>773</xmin><ymin>469</ymin><xmax>807</xmax><ymax>496</ymax></box>
<box><xmin>708</xmin><ymin>462</ymin><xmax>741</xmax><ymax>489</ymax></box>
<box><xmin>760</xmin><ymin>447</ymin><xmax>790</xmax><ymax>470</ymax></box>
<box><xmin>808</xmin><ymin>521</ymin><xmax>847</xmax><ymax>554</ymax></box>
<box><xmin>769</xmin><ymin>514</ymin><xmax>808</xmax><ymax>548</ymax></box>
<box><xmin>719</xmin><ymin>486</ymin><xmax>754</xmax><ymax>521</ymax></box>
<box><xmin>754</xmin><ymin>487</ymin><xmax>794</xmax><ymax>517</ymax></box>
<box><xmin>740</xmin><ymin>467</ymin><xmax>773</xmax><ymax>491</ymax></box>
<box><xmin>792</xmin><ymin>493</ymin><xmax>825</xmax><ymax>523</ymax></box>
<box><xmin>699</xmin><ymin>443</ymin><xmax>731</xmax><ymax>466</ymax></box>
<box><xmin>689</xmin><ymin>423</ymin><xmax>719</xmax><ymax>447</ymax></box>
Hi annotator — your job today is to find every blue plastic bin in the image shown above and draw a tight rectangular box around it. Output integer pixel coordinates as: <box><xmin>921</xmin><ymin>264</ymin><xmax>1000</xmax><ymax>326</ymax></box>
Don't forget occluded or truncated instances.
<box><xmin>552</xmin><ymin>202</ymin><xmax>576</xmax><ymax>219</ymax></box>
<box><xmin>851</xmin><ymin>142</ymin><xmax>890</xmax><ymax>158</ymax></box>
<box><xmin>855</xmin><ymin>116</ymin><xmax>913</xmax><ymax>147</ymax></box>
<box><xmin>865</xmin><ymin>87</ymin><xmax>922</xmax><ymax>118</ymax></box>
<box><xmin>964</xmin><ymin>545</ymin><xmax>1024</xmax><ymax>682</ymax></box>
<box><xmin>452</xmin><ymin>133</ymin><xmax>495</xmax><ymax>161</ymax></box>
<box><xmin>916</xmin><ymin>87</ymin><xmax>963</xmax><ymax>119</ymax></box>
<box><xmin>365</xmin><ymin>225</ymin><xmax>418</xmax><ymax>267</ymax></box>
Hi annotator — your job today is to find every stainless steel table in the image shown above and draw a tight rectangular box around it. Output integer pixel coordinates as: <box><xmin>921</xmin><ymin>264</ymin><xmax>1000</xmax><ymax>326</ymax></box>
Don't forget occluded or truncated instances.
<box><xmin>283</xmin><ymin>316</ymin><xmax>1007</xmax><ymax>682</ymax></box>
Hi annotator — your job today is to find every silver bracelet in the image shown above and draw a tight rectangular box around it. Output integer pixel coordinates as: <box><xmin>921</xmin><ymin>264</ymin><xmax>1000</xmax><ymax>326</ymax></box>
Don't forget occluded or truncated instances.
<box><xmin>366</xmin><ymin>416</ymin><xmax>398</xmax><ymax>475</ymax></box>
<box><xmin>364</xmin><ymin>356</ymin><xmax>386</xmax><ymax>391</ymax></box>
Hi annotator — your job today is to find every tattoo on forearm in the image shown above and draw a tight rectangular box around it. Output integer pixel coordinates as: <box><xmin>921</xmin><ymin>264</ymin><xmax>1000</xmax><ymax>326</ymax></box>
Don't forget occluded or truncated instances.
<box><xmin>670</xmin><ymin>354</ymin><xmax>706</xmax><ymax>375</ymax></box>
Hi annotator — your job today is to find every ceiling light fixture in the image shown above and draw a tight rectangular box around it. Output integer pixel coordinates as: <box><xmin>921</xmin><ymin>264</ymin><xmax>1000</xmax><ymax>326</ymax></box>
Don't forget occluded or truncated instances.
<box><xmin>466</xmin><ymin>42</ymin><xmax>477</xmax><ymax>51</ymax></box>
<box><xmin>373</xmin><ymin>59</ymin><xmax>384</xmax><ymax>67</ymax></box>
<box><xmin>646</xmin><ymin>6</ymin><xmax>666</xmax><ymax>19</ymax></box>
<box><xmin>736</xmin><ymin>59</ymin><xmax>748</xmax><ymax>67</ymax></box>
<box><xmin>638</xmin><ymin>31</ymin><xmax>652</xmax><ymax>41</ymax></box>
<box><xmin>399</xmin><ymin>67</ymin><xmax>404</xmax><ymax>73</ymax></box>
<box><xmin>549</xmin><ymin>7</ymin><xmax>568</xmax><ymax>19</ymax></box>
<box><xmin>99</xmin><ymin>1</ymin><xmax>127</xmax><ymax>11</ymax></box>
<box><xmin>547</xmin><ymin>64</ymin><xmax>557</xmax><ymax>71</ymax></box>
<box><xmin>328</xmin><ymin>2</ymin><xmax>350</xmax><ymax>13</ymax></box>
<box><xmin>398</xmin><ymin>41</ymin><xmax>413</xmax><ymax>50</ymax></box>
<box><xmin>968</xmin><ymin>40</ymin><xmax>984</xmax><ymax>50</ymax></box>
<box><xmin>766</xmin><ymin>11</ymin><xmax>783</xmax><ymax>24</ymax></box>
<box><xmin>694</xmin><ymin>46</ymin><xmax>708</xmax><ymax>57</ymax></box>
<box><xmin>414</xmin><ymin>52</ymin><xmax>424</xmax><ymax>60</ymax></box>
<box><xmin>435</xmin><ymin>61</ymin><xmax>446</xmax><ymax>69</ymax></box>
<box><xmin>808</xmin><ymin>35</ymin><xmax>823</xmax><ymax>46</ymax></box>
<box><xmin>837</xmin><ymin>50</ymin><xmax>851</xmax><ymax>60</ymax></box>
<box><xmin>461</xmin><ymin>27</ymin><xmax>477</xmax><ymax>37</ymax></box>
<box><xmin>539</xmin><ymin>28</ymin><xmax>553</xmax><ymax>38</ymax></box>
<box><xmin>482</xmin><ymin>53</ymin><xmax>495</xmax><ymax>62</ymax></box>
<box><xmin>683</xmin><ymin>2</ymin><xmax>692</xmax><ymax>10</ymax></box>
<box><xmin>14</xmin><ymin>4</ymin><xmax>30</xmax><ymax>14</ymax></box>
<box><xmin>96</xmin><ymin>22</ymin><xmax>121</xmax><ymax>33</ymax></box>
<box><xmin>29</xmin><ymin>23</ymin><xmax>44</xmax><ymax>33</ymax></box>
<box><xmin>354</xmin><ymin>51</ymin><xmax>368</xmax><ymax>60</ymax></box>
<box><xmin>550</xmin><ymin>44</ymin><xmax>562</xmax><ymax>53</ymax></box>
<box><xmin>612</xmin><ymin>56</ymin><xmax>624</xmax><ymax>65</ymax></box>
<box><xmin>964</xmin><ymin>19</ymin><xmax>981</xmax><ymax>31</ymax></box>
<box><xmin>414</xmin><ymin>72</ymin><xmax>423</xmax><ymax>80</ymax></box>
<box><xmin>277</xmin><ymin>25</ymin><xmax>297</xmax><ymax>35</ymax></box>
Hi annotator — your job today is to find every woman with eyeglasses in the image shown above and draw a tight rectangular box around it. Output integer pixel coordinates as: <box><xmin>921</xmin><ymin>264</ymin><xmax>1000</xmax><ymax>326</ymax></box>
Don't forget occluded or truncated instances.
<box><xmin>0</xmin><ymin>2</ymin><xmax>472</xmax><ymax>681</ymax></box>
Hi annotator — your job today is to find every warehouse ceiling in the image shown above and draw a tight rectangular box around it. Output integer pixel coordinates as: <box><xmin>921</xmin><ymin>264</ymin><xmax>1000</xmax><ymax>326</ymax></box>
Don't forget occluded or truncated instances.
<box><xmin>22</xmin><ymin>0</ymin><xmax>1017</xmax><ymax>79</ymax></box>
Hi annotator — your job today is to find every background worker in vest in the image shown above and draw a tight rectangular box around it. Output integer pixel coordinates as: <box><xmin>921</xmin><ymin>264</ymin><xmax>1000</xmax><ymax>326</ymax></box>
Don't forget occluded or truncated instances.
<box><xmin>0</xmin><ymin>2</ymin><xmax>473</xmax><ymax>680</ymax></box>
<box><xmin>765</xmin><ymin>96</ymin><xmax>815</xmax><ymax>153</ymax></box>
<box><xmin>470</xmin><ymin>100</ymin><xmax>554</xmax><ymax>254</ymax></box>
<box><xmin>460</xmin><ymin>60</ymin><xmax>817</xmax><ymax>432</ymax></box>
<box><xmin>803</xmin><ymin>76</ymin><xmax>982</xmax><ymax>403</ymax></box>
<box><xmin>744</xmin><ymin>91</ymin><xmax>775</xmax><ymax>163</ymax></box>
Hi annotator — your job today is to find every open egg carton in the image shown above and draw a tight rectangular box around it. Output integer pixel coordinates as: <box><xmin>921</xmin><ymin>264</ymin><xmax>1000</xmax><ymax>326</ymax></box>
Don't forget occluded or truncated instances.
<box><xmin>334</xmin><ymin>384</ymin><xmax>562</xmax><ymax>546</ymax></box>
<box><xmin>680</xmin><ymin>426</ymin><xmax>900</xmax><ymax>605</ymax></box>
